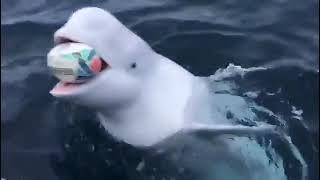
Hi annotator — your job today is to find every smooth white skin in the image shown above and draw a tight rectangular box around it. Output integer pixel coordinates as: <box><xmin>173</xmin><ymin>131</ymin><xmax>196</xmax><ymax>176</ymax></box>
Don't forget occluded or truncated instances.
<box><xmin>51</xmin><ymin>7</ymin><xmax>276</xmax><ymax>147</ymax></box>
<box><xmin>52</xmin><ymin>7</ymin><xmax>196</xmax><ymax>146</ymax></box>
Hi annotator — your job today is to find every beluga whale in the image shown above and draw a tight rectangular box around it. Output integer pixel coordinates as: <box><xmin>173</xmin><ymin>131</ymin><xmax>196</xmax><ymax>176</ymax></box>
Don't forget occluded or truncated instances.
<box><xmin>49</xmin><ymin>7</ymin><xmax>277</xmax><ymax>147</ymax></box>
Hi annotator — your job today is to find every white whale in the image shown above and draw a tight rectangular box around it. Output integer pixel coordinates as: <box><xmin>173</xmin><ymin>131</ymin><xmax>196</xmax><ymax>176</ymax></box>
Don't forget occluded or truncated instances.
<box><xmin>49</xmin><ymin>7</ymin><xmax>277</xmax><ymax>147</ymax></box>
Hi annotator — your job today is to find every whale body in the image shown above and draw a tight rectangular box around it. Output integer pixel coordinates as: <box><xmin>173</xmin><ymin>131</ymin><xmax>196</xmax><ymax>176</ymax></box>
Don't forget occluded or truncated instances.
<box><xmin>49</xmin><ymin>7</ymin><xmax>276</xmax><ymax>147</ymax></box>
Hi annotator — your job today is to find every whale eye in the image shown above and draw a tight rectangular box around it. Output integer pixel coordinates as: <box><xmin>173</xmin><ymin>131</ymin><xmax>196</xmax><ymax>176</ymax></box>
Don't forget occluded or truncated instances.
<box><xmin>131</xmin><ymin>62</ymin><xmax>137</xmax><ymax>69</ymax></box>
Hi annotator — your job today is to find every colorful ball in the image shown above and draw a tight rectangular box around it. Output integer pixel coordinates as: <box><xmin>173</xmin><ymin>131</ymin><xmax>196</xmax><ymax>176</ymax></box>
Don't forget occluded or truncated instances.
<box><xmin>47</xmin><ymin>42</ymin><xmax>102</xmax><ymax>83</ymax></box>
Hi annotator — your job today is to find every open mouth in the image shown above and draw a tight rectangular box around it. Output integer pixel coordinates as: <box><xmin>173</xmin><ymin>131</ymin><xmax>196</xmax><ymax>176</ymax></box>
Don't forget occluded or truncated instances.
<box><xmin>50</xmin><ymin>37</ymin><xmax>110</xmax><ymax>96</ymax></box>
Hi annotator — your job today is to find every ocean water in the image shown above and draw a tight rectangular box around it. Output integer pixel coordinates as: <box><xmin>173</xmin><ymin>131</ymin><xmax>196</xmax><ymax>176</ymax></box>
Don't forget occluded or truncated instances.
<box><xmin>1</xmin><ymin>0</ymin><xmax>319</xmax><ymax>180</ymax></box>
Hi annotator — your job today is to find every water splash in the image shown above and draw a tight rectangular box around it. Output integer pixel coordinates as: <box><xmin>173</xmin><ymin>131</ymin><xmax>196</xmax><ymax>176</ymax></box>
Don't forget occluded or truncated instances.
<box><xmin>204</xmin><ymin>63</ymin><xmax>309</xmax><ymax>180</ymax></box>
<box><xmin>262</xmin><ymin>59</ymin><xmax>318</xmax><ymax>73</ymax></box>
<box><xmin>209</xmin><ymin>63</ymin><xmax>267</xmax><ymax>81</ymax></box>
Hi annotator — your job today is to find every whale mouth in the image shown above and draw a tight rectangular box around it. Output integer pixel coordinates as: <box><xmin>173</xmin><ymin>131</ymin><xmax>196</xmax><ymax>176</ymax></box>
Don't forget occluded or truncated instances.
<box><xmin>50</xmin><ymin>36</ymin><xmax>110</xmax><ymax>96</ymax></box>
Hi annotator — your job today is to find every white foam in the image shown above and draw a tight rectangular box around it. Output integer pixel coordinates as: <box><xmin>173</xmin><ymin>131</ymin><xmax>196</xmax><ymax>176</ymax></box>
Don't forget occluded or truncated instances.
<box><xmin>136</xmin><ymin>160</ymin><xmax>145</xmax><ymax>171</ymax></box>
<box><xmin>266</xmin><ymin>92</ymin><xmax>276</xmax><ymax>96</ymax></box>
<box><xmin>209</xmin><ymin>63</ymin><xmax>267</xmax><ymax>81</ymax></box>
<box><xmin>243</xmin><ymin>91</ymin><xmax>260</xmax><ymax>98</ymax></box>
<box><xmin>262</xmin><ymin>58</ymin><xmax>318</xmax><ymax>72</ymax></box>
<box><xmin>291</xmin><ymin>106</ymin><xmax>303</xmax><ymax>120</ymax></box>
<box><xmin>282</xmin><ymin>135</ymin><xmax>308</xmax><ymax>180</ymax></box>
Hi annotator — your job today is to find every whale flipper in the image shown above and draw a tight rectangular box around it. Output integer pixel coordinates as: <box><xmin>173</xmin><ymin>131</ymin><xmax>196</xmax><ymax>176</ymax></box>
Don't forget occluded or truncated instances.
<box><xmin>184</xmin><ymin>123</ymin><xmax>279</xmax><ymax>136</ymax></box>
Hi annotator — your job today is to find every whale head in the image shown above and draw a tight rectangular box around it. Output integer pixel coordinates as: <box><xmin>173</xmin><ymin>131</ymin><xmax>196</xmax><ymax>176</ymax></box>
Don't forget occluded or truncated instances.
<box><xmin>50</xmin><ymin>7</ymin><xmax>157</xmax><ymax>110</ymax></box>
<box><xmin>49</xmin><ymin>7</ymin><xmax>197</xmax><ymax>147</ymax></box>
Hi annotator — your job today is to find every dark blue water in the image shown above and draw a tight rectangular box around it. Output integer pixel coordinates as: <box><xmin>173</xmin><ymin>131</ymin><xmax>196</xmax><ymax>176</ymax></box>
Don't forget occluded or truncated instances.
<box><xmin>1</xmin><ymin>0</ymin><xmax>319</xmax><ymax>180</ymax></box>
